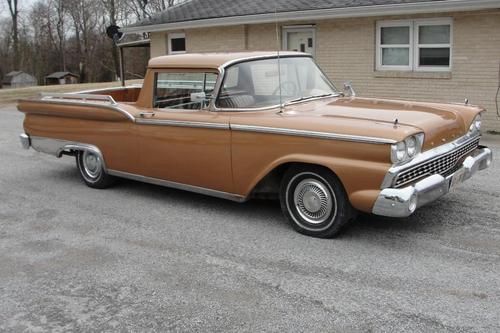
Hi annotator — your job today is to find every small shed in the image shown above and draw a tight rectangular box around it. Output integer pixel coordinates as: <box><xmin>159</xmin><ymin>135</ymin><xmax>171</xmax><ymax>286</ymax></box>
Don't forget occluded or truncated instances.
<box><xmin>45</xmin><ymin>72</ymin><xmax>79</xmax><ymax>85</ymax></box>
<box><xmin>1</xmin><ymin>71</ymin><xmax>37</xmax><ymax>89</ymax></box>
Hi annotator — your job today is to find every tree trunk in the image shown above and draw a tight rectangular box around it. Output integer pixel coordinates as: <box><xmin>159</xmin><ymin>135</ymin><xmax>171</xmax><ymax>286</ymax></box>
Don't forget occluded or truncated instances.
<box><xmin>7</xmin><ymin>0</ymin><xmax>20</xmax><ymax>70</ymax></box>
<box><xmin>56</xmin><ymin>0</ymin><xmax>66</xmax><ymax>71</ymax></box>
<box><xmin>108</xmin><ymin>0</ymin><xmax>120</xmax><ymax>80</ymax></box>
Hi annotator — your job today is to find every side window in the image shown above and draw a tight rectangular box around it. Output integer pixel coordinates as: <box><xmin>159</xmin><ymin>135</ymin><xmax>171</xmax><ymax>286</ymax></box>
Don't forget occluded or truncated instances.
<box><xmin>217</xmin><ymin>65</ymin><xmax>257</xmax><ymax>109</ymax></box>
<box><xmin>222</xmin><ymin>66</ymin><xmax>239</xmax><ymax>90</ymax></box>
<box><xmin>216</xmin><ymin>58</ymin><xmax>306</xmax><ymax>109</ymax></box>
<box><xmin>204</xmin><ymin>73</ymin><xmax>218</xmax><ymax>95</ymax></box>
<box><xmin>154</xmin><ymin>72</ymin><xmax>217</xmax><ymax>110</ymax></box>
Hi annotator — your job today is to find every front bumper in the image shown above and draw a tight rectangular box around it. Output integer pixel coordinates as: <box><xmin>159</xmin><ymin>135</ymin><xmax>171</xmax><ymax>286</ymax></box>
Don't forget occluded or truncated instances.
<box><xmin>20</xmin><ymin>133</ymin><xmax>30</xmax><ymax>150</ymax></box>
<box><xmin>372</xmin><ymin>146</ymin><xmax>492</xmax><ymax>217</ymax></box>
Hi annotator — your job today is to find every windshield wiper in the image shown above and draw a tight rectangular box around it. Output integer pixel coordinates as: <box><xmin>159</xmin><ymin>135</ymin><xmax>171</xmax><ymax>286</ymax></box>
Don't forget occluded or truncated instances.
<box><xmin>285</xmin><ymin>93</ymin><xmax>338</xmax><ymax>105</ymax></box>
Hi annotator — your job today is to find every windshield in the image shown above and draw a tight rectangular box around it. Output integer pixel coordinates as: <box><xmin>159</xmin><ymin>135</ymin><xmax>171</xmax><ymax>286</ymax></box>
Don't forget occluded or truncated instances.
<box><xmin>216</xmin><ymin>56</ymin><xmax>338</xmax><ymax>109</ymax></box>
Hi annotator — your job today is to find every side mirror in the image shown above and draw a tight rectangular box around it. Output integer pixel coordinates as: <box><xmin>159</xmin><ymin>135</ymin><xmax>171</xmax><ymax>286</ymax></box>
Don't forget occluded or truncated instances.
<box><xmin>343</xmin><ymin>82</ymin><xmax>356</xmax><ymax>97</ymax></box>
<box><xmin>190</xmin><ymin>92</ymin><xmax>207</xmax><ymax>103</ymax></box>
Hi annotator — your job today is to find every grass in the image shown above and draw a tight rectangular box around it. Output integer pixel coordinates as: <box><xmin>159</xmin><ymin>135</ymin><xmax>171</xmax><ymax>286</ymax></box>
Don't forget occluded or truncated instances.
<box><xmin>0</xmin><ymin>80</ymin><xmax>143</xmax><ymax>105</ymax></box>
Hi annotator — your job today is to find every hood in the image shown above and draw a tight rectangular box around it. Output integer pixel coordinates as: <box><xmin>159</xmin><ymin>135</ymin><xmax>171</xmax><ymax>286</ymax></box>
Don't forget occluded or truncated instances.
<box><xmin>283</xmin><ymin>97</ymin><xmax>484</xmax><ymax>150</ymax></box>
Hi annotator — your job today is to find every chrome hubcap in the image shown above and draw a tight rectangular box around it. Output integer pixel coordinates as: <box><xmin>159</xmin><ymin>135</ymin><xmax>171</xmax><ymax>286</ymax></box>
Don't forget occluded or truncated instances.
<box><xmin>82</xmin><ymin>151</ymin><xmax>101</xmax><ymax>179</ymax></box>
<box><xmin>293</xmin><ymin>179</ymin><xmax>333</xmax><ymax>224</ymax></box>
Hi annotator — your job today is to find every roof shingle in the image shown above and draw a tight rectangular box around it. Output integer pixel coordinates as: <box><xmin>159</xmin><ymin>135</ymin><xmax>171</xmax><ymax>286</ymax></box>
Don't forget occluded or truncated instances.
<box><xmin>45</xmin><ymin>72</ymin><xmax>79</xmax><ymax>79</ymax></box>
<box><xmin>130</xmin><ymin>0</ymin><xmax>449</xmax><ymax>28</ymax></box>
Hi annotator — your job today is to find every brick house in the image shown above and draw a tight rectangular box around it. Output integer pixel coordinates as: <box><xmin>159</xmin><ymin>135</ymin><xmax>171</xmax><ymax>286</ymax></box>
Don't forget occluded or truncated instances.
<box><xmin>123</xmin><ymin>0</ymin><xmax>500</xmax><ymax>131</ymax></box>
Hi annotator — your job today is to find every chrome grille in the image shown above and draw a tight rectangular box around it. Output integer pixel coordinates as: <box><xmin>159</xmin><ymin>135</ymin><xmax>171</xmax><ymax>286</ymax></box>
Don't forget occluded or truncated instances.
<box><xmin>393</xmin><ymin>138</ymin><xmax>480</xmax><ymax>188</ymax></box>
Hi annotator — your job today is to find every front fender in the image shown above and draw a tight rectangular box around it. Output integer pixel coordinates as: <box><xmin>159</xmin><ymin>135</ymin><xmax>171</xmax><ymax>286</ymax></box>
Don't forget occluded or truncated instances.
<box><xmin>239</xmin><ymin>153</ymin><xmax>390</xmax><ymax>213</ymax></box>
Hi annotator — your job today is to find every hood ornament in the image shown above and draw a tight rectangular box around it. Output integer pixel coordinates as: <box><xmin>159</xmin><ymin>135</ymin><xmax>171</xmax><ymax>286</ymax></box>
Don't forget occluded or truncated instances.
<box><xmin>465</xmin><ymin>98</ymin><xmax>469</xmax><ymax>105</ymax></box>
<box><xmin>393</xmin><ymin>118</ymin><xmax>399</xmax><ymax>128</ymax></box>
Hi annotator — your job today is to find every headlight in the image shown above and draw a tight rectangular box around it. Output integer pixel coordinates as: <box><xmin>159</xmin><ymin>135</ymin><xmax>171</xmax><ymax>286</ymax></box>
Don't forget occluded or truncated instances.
<box><xmin>391</xmin><ymin>133</ymin><xmax>424</xmax><ymax>164</ymax></box>
<box><xmin>468</xmin><ymin>114</ymin><xmax>482</xmax><ymax>135</ymax></box>
<box><xmin>405</xmin><ymin>136</ymin><xmax>417</xmax><ymax>158</ymax></box>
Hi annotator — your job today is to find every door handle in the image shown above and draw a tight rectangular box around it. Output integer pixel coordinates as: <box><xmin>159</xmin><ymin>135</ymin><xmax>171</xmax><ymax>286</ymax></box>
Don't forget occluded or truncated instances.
<box><xmin>139</xmin><ymin>112</ymin><xmax>155</xmax><ymax>118</ymax></box>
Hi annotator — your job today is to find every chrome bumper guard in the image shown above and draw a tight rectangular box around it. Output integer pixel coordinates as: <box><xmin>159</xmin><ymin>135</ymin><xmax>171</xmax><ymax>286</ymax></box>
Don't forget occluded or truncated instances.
<box><xmin>373</xmin><ymin>146</ymin><xmax>492</xmax><ymax>217</ymax></box>
<box><xmin>20</xmin><ymin>133</ymin><xmax>31</xmax><ymax>150</ymax></box>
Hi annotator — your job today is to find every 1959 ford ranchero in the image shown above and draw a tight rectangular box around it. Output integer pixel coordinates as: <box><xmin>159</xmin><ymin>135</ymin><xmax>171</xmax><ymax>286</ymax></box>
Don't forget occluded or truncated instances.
<box><xmin>18</xmin><ymin>52</ymin><xmax>492</xmax><ymax>238</ymax></box>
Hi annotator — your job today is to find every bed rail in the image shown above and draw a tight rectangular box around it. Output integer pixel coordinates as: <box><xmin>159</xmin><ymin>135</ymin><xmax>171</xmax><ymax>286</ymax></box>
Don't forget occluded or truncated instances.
<box><xmin>30</xmin><ymin>92</ymin><xmax>135</xmax><ymax>121</ymax></box>
<box><xmin>40</xmin><ymin>93</ymin><xmax>118</xmax><ymax>105</ymax></box>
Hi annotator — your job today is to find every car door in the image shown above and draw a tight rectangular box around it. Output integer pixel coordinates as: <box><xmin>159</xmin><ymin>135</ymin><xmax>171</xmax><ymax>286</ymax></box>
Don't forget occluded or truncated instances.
<box><xmin>136</xmin><ymin>71</ymin><xmax>234</xmax><ymax>194</ymax></box>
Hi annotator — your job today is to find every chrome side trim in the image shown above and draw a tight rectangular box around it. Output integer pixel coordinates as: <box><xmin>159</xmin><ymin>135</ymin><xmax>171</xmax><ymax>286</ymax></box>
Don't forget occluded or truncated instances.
<box><xmin>107</xmin><ymin>169</ymin><xmax>247</xmax><ymax>203</ymax></box>
<box><xmin>26</xmin><ymin>135</ymin><xmax>244</xmax><ymax>202</ymax></box>
<box><xmin>135</xmin><ymin>118</ymin><xmax>229</xmax><ymax>129</ymax></box>
<box><xmin>23</xmin><ymin>96</ymin><xmax>135</xmax><ymax>122</ymax></box>
<box><xmin>29</xmin><ymin>136</ymin><xmax>72</xmax><ymax>156</ymax></box>
<box><xmin>27</xmin><ymin>136</ymin><xmax>108</xmax><ymax>171</ymax></box>
<box><xmin>230</xmin><ymin>124</ymin><xmax>396</xmax><ymax>144</ymax></box>
<box><xmin>381</xmin><ymin>134</ymin><xmax>481</xmax><ymax>188</ymax></box>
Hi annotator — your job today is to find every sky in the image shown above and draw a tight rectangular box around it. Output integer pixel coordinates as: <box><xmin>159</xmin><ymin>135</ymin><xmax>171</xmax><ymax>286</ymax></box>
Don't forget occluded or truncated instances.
<box><xmin>0</xmin><ymin>0</ymin><xmax>38</xmax><ymax>19</ymax></box>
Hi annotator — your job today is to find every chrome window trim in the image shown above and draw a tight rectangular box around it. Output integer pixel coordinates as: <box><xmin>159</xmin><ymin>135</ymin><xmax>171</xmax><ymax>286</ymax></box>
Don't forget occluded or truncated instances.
<box><xmin>220</xmin><ymin>54</ymin><xmax>313</xmax><ymax>71</ymax></box>
<box><xmin>211</xmin><ymin>94</ymin><xmax>340</xmax><ymax>113</ymax></box>
<box><xmin>108</xmin><ymin>169</ymin><xmax>246</xmax><ymax>203</ymax></box>
<box><xmin>210</xmin><ymin>54</ymin><xmax>341</xmax><ymax>112</ymax></box>
<box><xmin>381</xmin><ymin>133</ymin><xmax>481</xmax><ymax>188</ymax></box>
<box><xmin>230</xmin><ymin>124</ymin><xmax>396</xmax><ymax>144</ymax></box>
<box><xmin>136</xmin><ymin>118</ymin><xmax>229</xmax><ymax>129</ymax></box>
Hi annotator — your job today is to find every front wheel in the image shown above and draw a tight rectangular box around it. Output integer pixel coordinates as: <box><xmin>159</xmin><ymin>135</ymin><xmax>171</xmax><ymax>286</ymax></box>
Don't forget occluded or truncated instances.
<box><xmin>280</xmin><ymin>166</ymin><xmax>353</xmax><ymax>238</ymax></box>
<box><xmin>76</xmin><ymin>150</ymin><xmax>115</xmax><ymax>189</ymax></box>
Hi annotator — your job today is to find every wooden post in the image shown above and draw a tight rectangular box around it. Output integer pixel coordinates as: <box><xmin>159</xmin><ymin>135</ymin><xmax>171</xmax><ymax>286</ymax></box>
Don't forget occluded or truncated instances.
<box><xmin>119</xmin><ymin>46</ymin><xmax>125</xmax><ymax>87</ymax></box>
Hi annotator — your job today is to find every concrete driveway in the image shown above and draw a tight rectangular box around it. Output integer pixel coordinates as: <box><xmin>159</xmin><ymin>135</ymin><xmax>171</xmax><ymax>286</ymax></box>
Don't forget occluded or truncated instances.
<box><xmin>1</xmin><ymin>104</ymin><xmax>499</xmax><ymax>332</ymax></box>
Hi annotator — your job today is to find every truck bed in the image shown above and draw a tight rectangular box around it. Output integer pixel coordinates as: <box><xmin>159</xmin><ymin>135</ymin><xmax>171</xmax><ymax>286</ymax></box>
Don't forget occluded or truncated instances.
<box><xmin>81</xmin><ymin>85</ymin><xmax>142</xmax><ymax>103</ymax></box>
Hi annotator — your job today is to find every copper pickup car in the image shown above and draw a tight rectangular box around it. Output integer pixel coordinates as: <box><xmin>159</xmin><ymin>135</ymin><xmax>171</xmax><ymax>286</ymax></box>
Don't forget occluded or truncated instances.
<box><xmin>18</xmin><ymin>52</ymin><xmax>493</xmax><ymax>238</ymax></box>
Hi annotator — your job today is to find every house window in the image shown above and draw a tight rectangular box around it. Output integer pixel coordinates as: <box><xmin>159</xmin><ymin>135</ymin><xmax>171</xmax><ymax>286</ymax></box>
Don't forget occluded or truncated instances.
<box><xmin>168</xmin><ymin>32</ymin><xmax>186</xmax><ymax>54</ymax></box>
<box><xmin>283</xmin><ymin>26</ymin><xmax>316</xmax><ymax>57</ymax></box>
<box><xmin>376</xmin><ymin>19</ymin><xmax>452</xmax><ymax>72</ymax></box>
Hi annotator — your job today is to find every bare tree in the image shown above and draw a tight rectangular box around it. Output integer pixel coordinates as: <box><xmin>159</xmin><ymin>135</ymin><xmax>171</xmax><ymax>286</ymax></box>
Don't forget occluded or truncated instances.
<box><xmin>1</xmin><ymin>0</ymin><xmax>182</xmax><ymax>85</ymax></box>
<box><xmin>66</xmin><ymin>0</ymin><xmax>99</xmax><ymax>81</ymax></box>
<box><xmin>101</xmin><ymin>0</ymin><xmax>120</xmax><ymax>79</ymax></box>
<box><xmin>55</xmin><ymin>0</ymin><xmax>66</xmax><ymax>70</ymax></box>
<box><xmin>6</xmin><ymin>0</ymin><xmax>19</xmax><ymax>69</ymax></box>
<box><xmin>126</xmin><ymin>0</ymin><xmax>181</xmax><ymax>21</ymax></box>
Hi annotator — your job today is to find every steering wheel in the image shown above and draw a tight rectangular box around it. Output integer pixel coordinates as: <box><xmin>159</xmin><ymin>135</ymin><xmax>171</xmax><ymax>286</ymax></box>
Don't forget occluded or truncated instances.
<box><xmin>272</xmin><ymin>81</ymin><xmax>298</xmax><ymax>96</ymax></box>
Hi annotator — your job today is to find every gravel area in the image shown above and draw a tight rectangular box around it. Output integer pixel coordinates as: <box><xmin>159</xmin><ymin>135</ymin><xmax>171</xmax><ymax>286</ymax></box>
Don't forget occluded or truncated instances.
<box><xmin>1</xmin><ymin>104</ymin><xmax>499</xmax><ymax>332</ymax></box>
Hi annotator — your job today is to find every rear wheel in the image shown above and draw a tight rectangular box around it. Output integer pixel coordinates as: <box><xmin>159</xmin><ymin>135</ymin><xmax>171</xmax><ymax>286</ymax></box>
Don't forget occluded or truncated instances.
<box><xmin>280</xmin><ymin>165</ymin><xmax>352</xmax><ymax>238</ymax></box>
<box><xmin>76</xmin><ymin>150</ymin><xmax>115</xmax><ymax>189</ymax></box>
